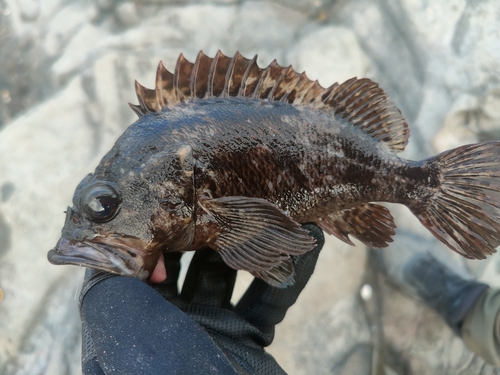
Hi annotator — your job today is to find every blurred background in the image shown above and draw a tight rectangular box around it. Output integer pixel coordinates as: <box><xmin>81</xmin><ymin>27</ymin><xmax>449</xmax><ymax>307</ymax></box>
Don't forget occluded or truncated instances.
<box><xmin>1</xmin><ymin>0</ymin><xmax>500</xmax><ymax>374</ymax></box>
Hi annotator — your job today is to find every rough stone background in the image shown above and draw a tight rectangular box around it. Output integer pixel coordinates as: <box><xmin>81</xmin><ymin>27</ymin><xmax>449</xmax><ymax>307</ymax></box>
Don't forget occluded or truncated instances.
<box><xmin>1</xmin><ymin>0</ymin><xmax>500</xmax><ymax>374</ymax></box>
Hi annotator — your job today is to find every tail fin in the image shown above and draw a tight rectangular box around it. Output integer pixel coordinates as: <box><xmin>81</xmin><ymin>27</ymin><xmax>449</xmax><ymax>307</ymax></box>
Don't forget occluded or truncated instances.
<box><xmin>410</xmin><ymin>141</ymin><xmax>500</xmax><ymax>260</ymax></box>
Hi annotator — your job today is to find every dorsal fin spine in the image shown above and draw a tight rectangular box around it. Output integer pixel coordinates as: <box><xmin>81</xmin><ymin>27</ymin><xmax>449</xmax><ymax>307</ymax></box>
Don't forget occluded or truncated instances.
<box><xmin>155</xmin><ymin>60</ymin><xmax>176</xmax><ymax>108</ymax></box>
<box><xmin>206</xmin><ymin>50</ymin><xmax>220</xmax><ymax>98</ymax></box>
<box><xmin>319</xmin><ymin>83</ymin><xmax>339</xmax><ymax>105</ymax></box>
<box><xmin>279</xmin><ymin>71</ymin><xmax>304</xmax><ymax>102</ymax></box>
<box><xmin>268</xmin><ymin>65</ymin><xmax>292</xmax><ymax>100</ymax></box>
<box><xmin>222</xmin><ymin>52</ymin><xmax>239</xmax><ymax>98</ymax></box>
<box><xmin>301</xmin><ymin>80</ymin><xmax>324</xmax><ymax>107</ymax></box>
<box><xmin>250</xmin><ymin>59</ymin><xmax>275</xmax><ymax>99</ymax></box>
<box><xmin>173</xmin><ymin>53</ymin><xmax>184</xmax><ymax>101</ymax></box>
<box><xmin>190</xmin><ymin>52</ymin><xmax>201</xmax><ymax>98</ymax></box>
<box><xmin>134</xmin><ymin>80</ymin><xmax>154</xmax><ymax>112</ymax></box>
<box><xmin>129</xmin><ymin>103</ymin><xmax>145</xmax><ymax>117</ymax></box>
<box><xmin>155</xmin><ymin>62</ymin><xmax>165</xmax><ymax>106</ymax></box>
<box><xmin>272</xmin><ymin>66</ymin><xmax>299</xmax><ymax>101</ymax></box>
<box><xmin>297</xmin><ymin>78</ymin><xmax>316</xmax><ymax>102</ymax></box>
<box><xmin>238</xmin><ymin>54</ymin><xmax>258</xmax><ymax>98</ymax></box>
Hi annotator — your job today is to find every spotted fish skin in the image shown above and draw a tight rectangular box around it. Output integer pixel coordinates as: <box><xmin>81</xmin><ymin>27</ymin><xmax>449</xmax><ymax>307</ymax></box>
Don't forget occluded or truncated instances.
<box><xmin>48</xmin><ymin>51</ymin><xmax>500</xmax><ymax>287</ymax></box>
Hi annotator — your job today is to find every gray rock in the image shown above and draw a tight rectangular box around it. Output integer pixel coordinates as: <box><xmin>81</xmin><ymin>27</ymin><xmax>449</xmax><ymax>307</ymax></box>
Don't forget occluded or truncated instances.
<box><xmin>288</xmin><ymin>25</ymin><xmax>371</xmax><ymax>85</ymax></box>
<box><xmin>1</xmin><ymin>0</ymin><xmax>500</xmax><ymax>374</ymax></box>
<box><xmin>115</xmin><ymin>3</ymin><xmax>141</xmax><ymax>28</ymax></box>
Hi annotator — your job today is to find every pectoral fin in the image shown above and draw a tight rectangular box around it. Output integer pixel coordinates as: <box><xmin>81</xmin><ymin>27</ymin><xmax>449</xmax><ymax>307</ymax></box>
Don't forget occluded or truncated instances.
<box><xmin>198</xmin><ymin>196</ymin><xmax>315</xmax><ymax>287</ymax></box>
<box><xmin>318</xmin><ymin>203</ymin><xmax>396</xmax><ymax>248</ymax></box>
<box><xmin>250</xmin><ymin>258</ymin><xmax>295</xmax><ymax>288</ymax></box>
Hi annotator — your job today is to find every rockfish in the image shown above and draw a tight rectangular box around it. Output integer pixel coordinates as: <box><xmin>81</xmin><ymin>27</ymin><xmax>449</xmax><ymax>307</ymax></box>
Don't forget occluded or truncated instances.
<box><xmin>48</xmin><ymin>51</ymin><xmax>500</xmax><ymax>286</ymax></box>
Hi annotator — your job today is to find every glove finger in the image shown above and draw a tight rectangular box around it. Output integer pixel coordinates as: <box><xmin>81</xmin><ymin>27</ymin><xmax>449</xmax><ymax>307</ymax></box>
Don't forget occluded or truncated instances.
<box><xmin>180</xmin><ymin>248</ymin><xmax>237</xmax><ymax>309</ymax></box>
<box><xmin>151</xmin><ymin>252</ymin><xmax>182</xmax><ymax>301</ymax></box>
<box><xmin>235</xmin><ymin>223</ymin><xmax>324</xmax><ymax>329</ymax></box>
<box><xmin>81</xmin><ymin>320</ymin><xmax>105</xmax><ymax>375</ymax></box>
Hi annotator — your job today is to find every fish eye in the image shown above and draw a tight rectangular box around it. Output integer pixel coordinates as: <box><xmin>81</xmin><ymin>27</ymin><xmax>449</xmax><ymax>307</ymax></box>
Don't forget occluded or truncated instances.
<box><xmin>81</xmin><ymin>183</ymin><xmax>121</xmax><ymax>223</ymax></box>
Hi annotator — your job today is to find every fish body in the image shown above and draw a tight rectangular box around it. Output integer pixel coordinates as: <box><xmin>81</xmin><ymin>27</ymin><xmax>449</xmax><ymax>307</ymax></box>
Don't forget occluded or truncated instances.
<box><xmin>48</xmin><ymin>51</ymin><xmax>500</xmax><ymax>286</ymax></box>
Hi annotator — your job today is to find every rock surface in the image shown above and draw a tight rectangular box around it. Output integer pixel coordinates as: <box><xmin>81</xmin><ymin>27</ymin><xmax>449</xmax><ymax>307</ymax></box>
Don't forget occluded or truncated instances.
<box><xmin>1</xmin><ymin>0</ymin><xmax>500</xmax><ymax>374</ymax></box>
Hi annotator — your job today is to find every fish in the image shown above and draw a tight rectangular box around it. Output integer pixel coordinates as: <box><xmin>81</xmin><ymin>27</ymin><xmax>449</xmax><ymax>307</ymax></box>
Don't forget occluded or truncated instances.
<box><xmin>48</xmin><ymin>50</ymin><xmax>500</xmax><ymax>287</ymax></box>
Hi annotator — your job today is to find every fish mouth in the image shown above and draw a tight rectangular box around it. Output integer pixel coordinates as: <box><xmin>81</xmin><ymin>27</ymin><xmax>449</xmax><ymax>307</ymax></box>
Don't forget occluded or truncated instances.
<box><xmin>48</xmin><ymin>237</ymin><xmax>150</xmax><ymax>280</ymax></box>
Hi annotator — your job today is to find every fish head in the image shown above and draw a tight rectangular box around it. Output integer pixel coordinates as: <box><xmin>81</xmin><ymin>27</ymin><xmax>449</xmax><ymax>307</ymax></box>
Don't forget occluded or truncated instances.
<box><xmin>48</xmin><ymin>144</ymin><xmax>196</xmax><ymax>280</ymax></box>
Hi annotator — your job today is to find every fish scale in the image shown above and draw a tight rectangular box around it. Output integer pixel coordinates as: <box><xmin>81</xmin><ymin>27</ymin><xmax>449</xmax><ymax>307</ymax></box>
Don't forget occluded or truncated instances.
<box><xmin>48</xmin><ymin>51</ymin><xmax>500</xmax><ymax>287</ymax></box>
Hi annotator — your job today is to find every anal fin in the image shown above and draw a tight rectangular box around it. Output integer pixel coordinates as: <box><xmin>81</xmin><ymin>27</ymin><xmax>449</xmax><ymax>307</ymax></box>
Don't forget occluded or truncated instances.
<box><xmin>317</xmin><ymin>203</ymin><xmax>396</xmax><ymax>248</ymax></box>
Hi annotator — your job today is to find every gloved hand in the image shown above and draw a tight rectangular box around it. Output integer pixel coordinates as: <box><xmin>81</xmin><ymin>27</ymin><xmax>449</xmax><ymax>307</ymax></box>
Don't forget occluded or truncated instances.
<box><xmin>80</xmin><ymin>223</ymin><xmax>324</xmax><ymax>374</ymax></box>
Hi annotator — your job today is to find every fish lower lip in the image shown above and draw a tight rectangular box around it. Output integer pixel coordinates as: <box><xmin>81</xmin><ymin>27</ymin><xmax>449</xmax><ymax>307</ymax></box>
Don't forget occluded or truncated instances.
<box><xmin>48</xmin><ymin>237</ymin><xmax>147</xmax><ymax>278</ymax></box>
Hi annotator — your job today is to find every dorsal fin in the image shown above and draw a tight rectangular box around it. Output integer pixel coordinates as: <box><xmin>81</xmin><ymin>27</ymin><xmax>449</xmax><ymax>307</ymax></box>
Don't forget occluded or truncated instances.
<box><xmin>130</xmin><ymin>50</ymin><xmax>410</xmax><ymax>152</ymax></box>
<box><xmin>321</xmin><ymin>78</ymin><xmax>409</xmax><ymax>151</ymax></box>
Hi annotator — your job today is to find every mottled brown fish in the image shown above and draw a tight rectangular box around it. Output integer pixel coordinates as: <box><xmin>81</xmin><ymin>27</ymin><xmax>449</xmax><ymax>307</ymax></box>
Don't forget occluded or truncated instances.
<box><xmin>48</xmin><ymin>51</ymin><xmax>500</xmax><ymax>287</ymax></box>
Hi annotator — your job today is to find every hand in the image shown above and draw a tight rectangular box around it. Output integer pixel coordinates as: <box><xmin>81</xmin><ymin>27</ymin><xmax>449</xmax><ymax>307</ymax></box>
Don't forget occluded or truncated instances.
<box><xmin>79</xmin><ymin>223</ymin><xmax>324</xmax><ymax>374</ymax></box>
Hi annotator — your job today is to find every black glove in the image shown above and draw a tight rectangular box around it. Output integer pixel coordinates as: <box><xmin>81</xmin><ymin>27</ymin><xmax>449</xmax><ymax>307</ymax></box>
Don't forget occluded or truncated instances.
<box><xmin>80</xmin><ymin>223</ymin><xmax>324</xmax><ymax>374</ymax></box>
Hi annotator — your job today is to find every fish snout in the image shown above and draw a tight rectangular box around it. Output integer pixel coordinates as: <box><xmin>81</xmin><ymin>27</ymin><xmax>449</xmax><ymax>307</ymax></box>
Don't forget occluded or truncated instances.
<box><xmin>47</xmin><ymin>237</ymin><xmax>149</xmax><ymax>279</ymax></box>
